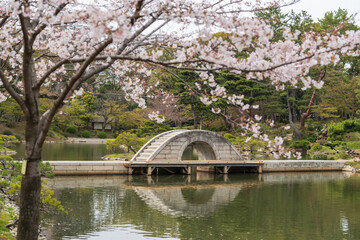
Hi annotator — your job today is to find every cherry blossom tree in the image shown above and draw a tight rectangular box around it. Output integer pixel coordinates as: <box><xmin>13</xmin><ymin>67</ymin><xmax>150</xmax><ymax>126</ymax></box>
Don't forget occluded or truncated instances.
<box><xmin>0</xmin><ymin>0</ymin><xmax>359</xmax><ymax>239</ymax></box>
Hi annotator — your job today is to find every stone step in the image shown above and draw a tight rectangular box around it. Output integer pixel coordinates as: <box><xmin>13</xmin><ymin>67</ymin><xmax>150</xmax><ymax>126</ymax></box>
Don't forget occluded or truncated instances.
<box><xmin>135</xmin><ymin>157</ymin><xmax>148</xmax><ymax>161</ymax></box>
<box><xmin>139</xmin><ymin>153</ymin><xmax>152</xmax><ymax>158</ymax></box>
<box><xmin>142</xmin><ymin>149</ymin><xmax>155</xmax><ymax>154</ymax></box>
<box><xmin>147</xmin><ymin>146</ymin><xmax>162</xmax><ymax>150</ymax></box>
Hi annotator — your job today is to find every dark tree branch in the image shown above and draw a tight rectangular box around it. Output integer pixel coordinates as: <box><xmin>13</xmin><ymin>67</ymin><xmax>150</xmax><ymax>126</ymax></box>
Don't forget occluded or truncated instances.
<box><xmin>300</xmin><ymin>70</ymin><xmax>326</xmax><ymax>129</ymax></box>
<box><xmin>36</xmin><ymin>38</ymin><xmax>113</xmax><ymax>147</ymax></box>
<box><xmin>130</xmin><ymin>0</ymin><xmax>145</xmax><ymax>26</ymax></box>
<box><xmin>0</xmin><ymin>67</ymin><xmax>28</xmax><ymax>115</ymax></box>
<box><xmin>0</xmin><ymin>15</ymin><xmax>9</xmax><ymax>28</ymax></box>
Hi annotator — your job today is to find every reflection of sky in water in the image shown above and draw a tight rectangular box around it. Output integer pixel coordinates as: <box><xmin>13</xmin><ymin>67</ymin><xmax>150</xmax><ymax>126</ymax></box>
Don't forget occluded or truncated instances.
<box><xmin>340</xmin><ymin>215</ymin><xmax>349</xmax><ymax>235</ymax></box>
<box><xmin>63</xmin><ymin>224</ymin><xmax>178</xmax><ymax>240</ymax></box>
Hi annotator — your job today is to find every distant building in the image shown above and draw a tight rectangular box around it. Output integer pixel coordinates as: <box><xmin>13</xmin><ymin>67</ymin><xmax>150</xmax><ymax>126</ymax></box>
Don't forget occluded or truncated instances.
<box><xmin>92</xmin><ymin>117</ymin><xmax>112</xmax><ymax>131</ymax></box>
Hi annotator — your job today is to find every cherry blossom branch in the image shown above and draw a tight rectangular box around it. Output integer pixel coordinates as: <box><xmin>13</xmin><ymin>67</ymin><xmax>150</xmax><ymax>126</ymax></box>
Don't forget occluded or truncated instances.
<box><xmin>0</xmin><ymin>15</ymin><xmax>9</xmax><ymax>28</ymax></box>
<box><xmin>35</xmin><ymin>59</ymin><xmax>68</xmax><ymax>90</ymax></box>
<box><xmin>30</xmin><ymin>3</ymin><xmax>68</xmax><ymax>45</ymax></box>
<box><xmin>37</xmin><ymin>37</ymin><xmax>113</xmax><ymax>147</ymax></box>
<box><xmin>216</xmin><ymin>0</ymin><xmax>301</xmax><ymax>14</ymax></box>
<box><xmin>130</xmin><ymin>0</ymin><xmax>145</xmax><ymax>26</ymax></box>
<box><xmin>123</xmin><ymin>19</ymin><xmax>170</xmax><ymax>55</ymax></box>
<box><xmin>116</xmin><ymin>11</ymin><xmax>163</xmax><ymax>55</ymax></box>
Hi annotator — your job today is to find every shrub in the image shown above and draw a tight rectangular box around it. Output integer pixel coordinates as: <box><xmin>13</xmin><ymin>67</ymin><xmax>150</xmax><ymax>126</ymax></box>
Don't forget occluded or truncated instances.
<box><xmin>97</xmin><ymin>131</ymin><xmax>107</xmax><ymax>139</ymax></box>
<box><xmin>325</xmin><ymin>141</ymin><xmax>341</xmax><ymax>149</ymax></box>
<box><xmin>15</xmin><ymin>135</ymin><xmax>23</xmax><ymax>141</ymax></box>
<box><xmin>0</xmin><ymin>135</ymin><xmax>20</xmax><ymax>149</ymax></box>
<box><xmin>81</xmin><ymin>130</ymin><xmax>91</xmax><ymax>138</ymax></box>
<box><xmin>306</xmin><ymin>133</ymin><xmax>318</xmax><ymax>143</ymax></box>
<box><xmin>66</xmin><ymin>126</ymin><xmax>76</xmax><ymax>134</ymax></box>
<box><xmin>218</xmin><ymin>125</ymin><xmax>227</xmax><ymax>131</ymax></box>
<box><xmin>334</xmin><ymin>150</ymin><xmax>351</xmax><ymax>160</ymax></box>
<box><xmin>310</xmin><ymin>143</ymin><xmax>323</xmax><ymax>152</ymax></box>
<box><xmin>290</xmin><ymin>140</ymin><xmax>310</xmax><ymax>151</ymax></box>
<box><xmin>312</xmin><ymin>154</ymin><xmax>328</xmax><ymax>160</ymax></box>
<box><xmin>3</xmin><ymin>130</ymin><xmax>13</xmax><ymax>135</ymax></box>
<box><xmin>224</xmin><ymin>133</ymin><xmax>235</xmax><ymax>140</ymax></box>
<box><xmin>113</xmin><ymin>132</ymin><xmax>119</xmax><ymax>138</ymax></box>
<box><xmin>328</xmin><ymin>122</ymin><xmax>345</xmax><ymax>140</ymax></box>
<box><xmin>342</xmin><ymin>120</ymin><xmax>360</xmax><ymax>132</ymax></box>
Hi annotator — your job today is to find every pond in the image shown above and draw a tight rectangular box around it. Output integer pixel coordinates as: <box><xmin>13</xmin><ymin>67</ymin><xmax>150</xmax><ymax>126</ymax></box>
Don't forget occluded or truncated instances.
<box><xmin>13</xmin><ymin>142</ymin><xmax>110</xmax><ymax>161</ymax></box>
<box><xmin>43</xmin><ymin>172</ymin><xmax>360</xmax><ymax>240</ymax></box>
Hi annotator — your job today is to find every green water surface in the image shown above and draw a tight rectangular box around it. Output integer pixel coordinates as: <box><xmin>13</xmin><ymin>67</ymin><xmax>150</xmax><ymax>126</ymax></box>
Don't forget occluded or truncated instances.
<box><xmin>44</xmin><ymin>172</ymin><xmax>360</xmax><ymax>240</ymax></box>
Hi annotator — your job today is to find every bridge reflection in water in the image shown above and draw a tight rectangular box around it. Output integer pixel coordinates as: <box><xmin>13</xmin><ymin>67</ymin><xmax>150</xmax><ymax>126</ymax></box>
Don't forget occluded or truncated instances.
<box><xmin>44</xmin><ymin>172</ymin><xmax>359</xmax><ymax>240</ymax></box>
<box><xmin>127</xmin><ymin>173</ymin><xmax>260</xmax><ymax>218</ymax></box>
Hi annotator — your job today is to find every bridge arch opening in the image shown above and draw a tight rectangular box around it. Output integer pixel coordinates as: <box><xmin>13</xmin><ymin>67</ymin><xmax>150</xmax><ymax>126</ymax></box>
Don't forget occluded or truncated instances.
<box><xmin>181</xmin><ymin>141</ymin><xmax>216</xmax><ymax>160</ymax></box>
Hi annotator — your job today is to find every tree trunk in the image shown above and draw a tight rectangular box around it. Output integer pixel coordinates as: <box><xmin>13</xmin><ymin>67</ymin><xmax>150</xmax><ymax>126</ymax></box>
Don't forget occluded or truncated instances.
<box><xmin>17</xmin><ymin>161</ymin><xmax>41</xmax><ymax>240</ymax></box>
<box><xmin>300</xmin><ymin>70</ymin><xmax>325</xmax><ymax>129</ymax></box>
<box><xmin>129</xmin><ymin>146</ymin><xmax>136</xmax><ymax>154</ymax></box>
<box><xmin>17</xmin><ymin>121</ymin><xmax>42</xmax><ymax>240</ymax></box>
<box><xmin>300</xmin><ymin>89</ymin><xmax>316</xmax><ymax>129</ymax></box>
<box><xmin>221</xmin><ymin>115</ymin><xmax>232</xmax><ymax>131</ymax></box>
<box><xmin>287</xmin><ymin>91</ymin><xmax>302</xmax><ymax>139</ymax></box>
<box><xmin>190</xmin><ymin>103</ymin><xmax>198</xmax><ymax>129</ymax></box>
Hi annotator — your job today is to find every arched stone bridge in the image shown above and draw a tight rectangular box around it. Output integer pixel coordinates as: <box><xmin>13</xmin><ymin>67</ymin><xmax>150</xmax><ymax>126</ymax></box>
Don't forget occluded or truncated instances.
<box><xmin>131</xmin><ymin>129</ymin><xmax>243</xmax><ymax>162</ymax></box>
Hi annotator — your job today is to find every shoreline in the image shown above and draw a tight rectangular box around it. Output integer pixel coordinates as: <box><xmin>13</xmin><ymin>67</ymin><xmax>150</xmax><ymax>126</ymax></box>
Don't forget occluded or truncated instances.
<box><xmin>45</xmin><ymin>160</ymin><xmax>354</xmax><ymax>176</ymax></box>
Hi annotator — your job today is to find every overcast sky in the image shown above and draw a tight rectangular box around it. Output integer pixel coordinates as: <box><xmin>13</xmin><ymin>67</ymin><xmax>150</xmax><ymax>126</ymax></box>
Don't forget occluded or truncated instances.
<box><xmin>283</xmin><ymin>0</ymin><xmax>360</xmax><ymax>23</ymax></box>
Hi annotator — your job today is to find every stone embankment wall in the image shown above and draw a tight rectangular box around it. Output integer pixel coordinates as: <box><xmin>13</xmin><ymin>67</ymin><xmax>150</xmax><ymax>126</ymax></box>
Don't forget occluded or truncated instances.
<box><xmin>47</xmin><ymin>161</ymin><xmax>128</xmax><ymax>175</ymax></box>
<box><xmin>262</xmin><ymin>160</ymin><xmax>347</xmax><ymax>172</ymax></box>
<box><xmin>47</xmin><ymin>160</ymin><xmax>349</xmax><ymax>176</ymax></box>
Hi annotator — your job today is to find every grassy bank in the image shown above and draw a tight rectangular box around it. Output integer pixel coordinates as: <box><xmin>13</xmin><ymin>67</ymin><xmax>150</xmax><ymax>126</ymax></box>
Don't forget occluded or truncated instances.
<box><xmin>346</xmin><ymin>161</ymin><xmax>360</xmax><ymax>170</ymax></box>
<box><xmin>104</xmin><ymin>153</ymin><xmax>135</xmax><ymax>159</ymax></box>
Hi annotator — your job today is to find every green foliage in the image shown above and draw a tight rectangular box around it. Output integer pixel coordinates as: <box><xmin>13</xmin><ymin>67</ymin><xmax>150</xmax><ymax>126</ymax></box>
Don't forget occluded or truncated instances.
<box><xmin>15</xmin><ymin>135</ymin><xmax>23</xmax><ymax>141</ymax></box>
<box><xmin>312</xmin><ymin>154</ymin><xmax>328</xmax><ymax>160</ymax></box>
<box><xmin>0</xmin><ymin>98</ymin><xmax>24</xmax><ymax>123</ymax></box>
<box><xmin>107</xmin><ymin>132</ymin><xmax>144</xmax><ymax>153</ymax></box>
<box><xmin>113</xmin><ymin>132</ymin><xmax>119</xmax><ymax>138</ymax></box>
<box><xmin>66</xmin><ymin>126</ymin><xmax>77</xmax><ymax>134</ymax></box>
<box><xmin>310</xmin><ymin>143</ymin><xmax>323</xmax><ymax>152</ymax></box>
<box><xmin>97</xmin><ymin>131</ymin><xmax>107</xmax><ymax>139</ymax></box>
<box><xmin>224</xmin><ymin>133</ymin><xmax>235</xmax><ymax>140</ymax></box>
<box><xmin>3</xmin><ymin>130</ymin><xmax>13</xmax><ymax>136</ymax></box>
<box><xmin>81</xmin><ymin>130</ymin><xmax>91</xmax><ymax>138</ymax></box>
<box><xmin>117</xmin><ymin>109</ymin><xmax>147</xmax><ymax>131</ymax></box>
<box><xmin>334</xmin><ymin>150</ymin><xmax>351</xmax><ymax>160</ymax></box>
<box><xmin>328</xmin><ymin>122</ymin><xmax>345</xmax><ymax>139</ymax></box>
<box><xmin>54</xmin><ymin>92</ymin><xmax>98</xmax><ymax>132</ymax></box>
<box><xmin>346</xmin><ymin>161</ymin><xmax>360</xmax><ymax>169</ymax></box>
<box><xmin>40</xmin><ymin>162</ymin><xmax>55</xmax><ymax>178</ymax></box>
<box><xmin>0</xmin><ymin>156</ymin><xmax>66</xmax><ymax>223</ymax></box>
<box><xmin>290</xmin><ymin>140</ymin><xmax>310</xmax><ymax>150</ymax></box>
<box><xmin>0</xmin><ymin>135</ymin><xmax>20</xmax><ymax>149</ymax></box>
<box><xmin>136</xmin><ymin>120</ymin><xmax>172</xmax><ymax>137</ymax></box>
<box><xmin>241</xmin><ymin>138</ymin><xmax>265</xmax><ymax>153</ymax></box>
<box><xmin>346</xmin><ymin>141</ymin><xmax>360</xmax><ymax>150</ymax></box>
<box><xmin>324</xmin><ymin>141</ymin><xmax>341</xmax><ymax>149</ymax></box>
<box><xmin>328</xmin><ymin>120</ymin><xmax>360</xmax><ymax>141</ymax></box>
